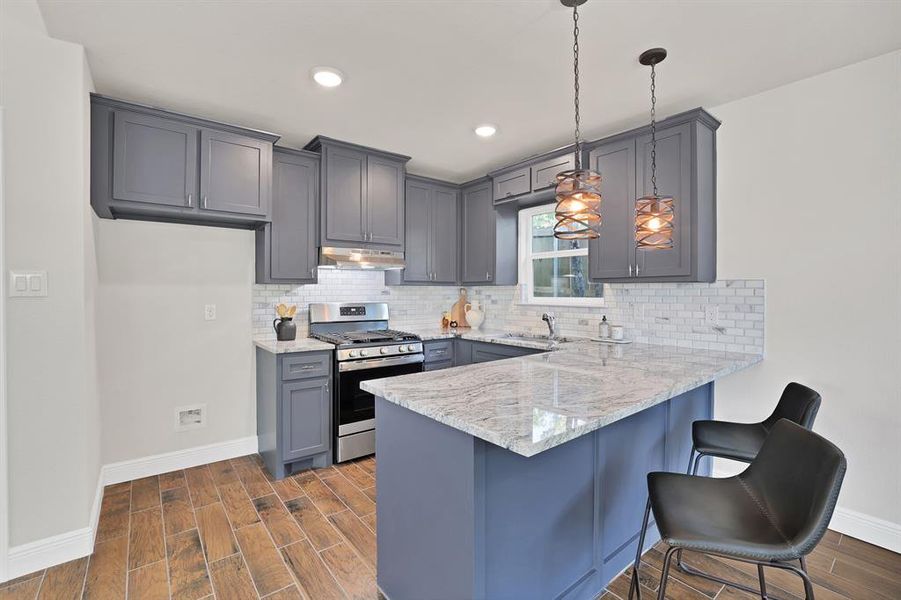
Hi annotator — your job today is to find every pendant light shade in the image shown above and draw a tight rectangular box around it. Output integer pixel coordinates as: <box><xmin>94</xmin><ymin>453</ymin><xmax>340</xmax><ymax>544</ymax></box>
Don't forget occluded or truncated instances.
<box><xmin>554</xmin><ymin>0</ymin><xmax>602</xmax><ymax>240</ymax></box>
<box><xmin>636</xmin><ymin>48</ymin><xmax>674</xmax><ymax>250</ymax></box>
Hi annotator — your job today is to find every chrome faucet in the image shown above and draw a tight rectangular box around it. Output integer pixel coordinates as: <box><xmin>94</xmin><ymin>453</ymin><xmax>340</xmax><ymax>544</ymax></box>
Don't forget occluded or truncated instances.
<box><xmin>541</xmin><ymin>313</ymin><xmax>557</xmax><ymax>339</ymax></box>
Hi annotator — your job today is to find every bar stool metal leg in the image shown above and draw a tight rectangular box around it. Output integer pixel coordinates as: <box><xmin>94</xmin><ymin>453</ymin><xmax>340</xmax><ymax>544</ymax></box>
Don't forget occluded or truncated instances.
<box><xmin>757</xmin><ymin>564</ymin><xmax>768</xmax><ymax>600</ymax></box>
<box><xmin>629</xmin><ymin>499</ymin><xmax>652</xmax><ymax>600</ymax></box>
<box><xmin>657</xmin><ymin>547</ymin><xmax>678</xmax><ymax>600</ymax></box>
<box><xmin>686</xmin><ymin>446</ymin><xmax>696</xmax><ymax>474</ymax></box>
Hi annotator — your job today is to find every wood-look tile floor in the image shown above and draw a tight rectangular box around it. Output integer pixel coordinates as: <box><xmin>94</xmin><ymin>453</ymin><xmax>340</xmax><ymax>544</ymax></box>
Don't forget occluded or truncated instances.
<box><xmin>1</xmin><ymin>453</ymin><xmax>898</xmax><ymax>600</ymax></box>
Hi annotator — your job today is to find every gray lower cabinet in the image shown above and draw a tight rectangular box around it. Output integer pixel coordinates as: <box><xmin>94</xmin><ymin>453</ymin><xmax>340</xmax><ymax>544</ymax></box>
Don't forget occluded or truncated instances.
<box><xmin>397</xmin><ymin>177</ymin><xmax>458</xmax><ymax>284</ymax></box>
<box><xmin>307</xmin><ymin>136</ymin><xmax>410</xmax><ymax>250</ymax></box>
<box><xmin>460</xmin><ymin>179</ymin><xmax>517</xmax><ymax>285</ymax></box>
<box><xmin>256</xmin><ymin>349</ymin><xmax>333</xmax><ymax>479</ymax></box>
<box><xmin>470</xmin><ymin>341</ymin><xmax>540</xmax><ymax>363</ymax></box>
<box><xmin>587</xmin><ymin>109</ymin><xmax>719</xmax><ymax>283</ymax></box>
<box><xmin>91</xmin><ymin>94</ymin><xmax>276</xmax><ymax>228</ymax></box>
<box><xmin>256</xmin><ymin>149</ymin><xmax>319</xmax><ymax>284</ymax></box>
<box><xmin>423</xmin><ymin>339</ymin><xmax>539</xmax><ymax>371</ymax></box>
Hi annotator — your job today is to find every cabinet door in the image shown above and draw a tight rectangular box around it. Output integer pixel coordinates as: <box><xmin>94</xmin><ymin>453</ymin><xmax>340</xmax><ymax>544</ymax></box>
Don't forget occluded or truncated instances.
<box><xmin>635</xmin><ymin>123</ymin><xmax>692</xmax><ymax>277</ymax></box>
<box><xmin>431</xmin><ymin>187</ymin><xmax>458</xmax><ymax>283</ymax></box>
<box><xmin>112</xmin><ymin>110</ymin><xmax>198</xmax><ymax>208</ymax></box>
<box><xmin>199</xmin><ymin>129</ymin><xmax>271</xmax><ymax>216</ymax></box>
<box><xmin>403</xmin><ymin>181</ymin><xmax>432</xmax><ymax>282</ymax></box>
<box><xmin>367</xmin><ymin>156</ymin><xmax>405</xmax><ymax>246</ymax></box>
<box><xmin>532</xmin><ymin>153</ymin><xmax>576</xmax><ymax>191</ymax></box>
<box><xmin>588</xmin><ymin>139</ymin><xmax>636</xmax><ymax>279</ymax></box>
<box><xmin>424</xmin><ymin>360</ymin><xmax>454</xmax><ymax>372</ymax></box>
<box><xmin>492</xmin><ymin>167</ymin><xmax>531</xmax><ymax>202</ymax></box>
<box><xmin>323</xmin><ymin>145</ymin><xmax>367</xmax><ymax>244</ymax></box>
<box><xmin>281</xmin><ymin>377</ymin><xmax>330</xmax><ymax>462</ymax></box>
<box><xmin>461</xmin><ymin>182</ymin><xmax>495</xmax><ymax>283</ymax></box>
<box><xmin>269</xmin><ymin>152</ymin><xmax>318</xmax><ymax>281</ymax></box>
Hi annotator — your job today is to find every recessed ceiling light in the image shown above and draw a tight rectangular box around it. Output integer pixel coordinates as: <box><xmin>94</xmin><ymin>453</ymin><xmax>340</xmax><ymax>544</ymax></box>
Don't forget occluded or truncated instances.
<box><xmin>474</xmin><ymin>124</ymin><xmax>497</xmax><ymax>138</ymax></box>
<box><xmin>312</xmin><ymin>67</ymin><xmax>344</xmax><ymax>88</ymax></box>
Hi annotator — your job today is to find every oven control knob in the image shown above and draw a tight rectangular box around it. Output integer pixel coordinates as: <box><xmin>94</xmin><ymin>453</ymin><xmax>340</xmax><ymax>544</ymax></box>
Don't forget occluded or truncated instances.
<box><xmin>399</xmin><ymin>345</ymin><xmax>407</xmax><ymax>353</ymax></box>
<box><xmin>380</xmin><ymin>347</ymin><xmax>389</xmax><ymax>355</ymax></box>
<box><xmin>349</xmin><ymin>350</ymin><xmax>358</xmax><ymax>358</ymax></box>
<box><xmin>359</xmin><ymin>349</ymin><xmax>369</xmax><ymax>357</ymax></box>
<box><xmin>406</xmin><ymin>344</ymin><xmax>416</xmax><ymax>352</ymax></box>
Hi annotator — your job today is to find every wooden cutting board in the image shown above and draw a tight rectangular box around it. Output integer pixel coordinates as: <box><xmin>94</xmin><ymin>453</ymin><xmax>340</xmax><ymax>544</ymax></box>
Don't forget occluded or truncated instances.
<box><xmin>449</xmin><ymin>288</ymin><xmax>470</xmax><ymax>327</ymax></box>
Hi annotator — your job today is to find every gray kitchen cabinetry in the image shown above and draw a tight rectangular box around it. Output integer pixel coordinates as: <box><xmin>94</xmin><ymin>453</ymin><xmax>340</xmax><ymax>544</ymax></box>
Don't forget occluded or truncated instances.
<box><xmin>490</xmin><ymin>148</ymin><xmax>576</xmax><ymax>204</ymax></box>
<box><xmin>460</xmin><ymin>179</ymin><xmax>517</xmax><ymax>285</ymax></box>
<box><xmin>256</xmin><ymin>148</ymin><xmax>320</xmax><ymax>284</ymax></box>
<box><xmin>587</xmin><ymin>109</ymin><xmax>719</xmax><ymax>283</ymax></box>
<box><xmin>305</xmin><ymin>136</ymin><xmax>410</xmax><ymax>249</ymax></box>
<box><xmin>256</xmin><ymin>349</ymin><xmax>333</xmax><ymax>479</ymax></box>
<box><xmin>91</xmin><ymin>94</ymin><xmax>277</xmax><ymax>228</ymax></box>
<box><xmin>395</xmin><ymin>176</ymin><xmax>458</xmax><ymax>284</ymax></box>
<box><xmin>452</xmin><ymin>339</ymin><xmax>540</xmax><ymax>367</ymax></box>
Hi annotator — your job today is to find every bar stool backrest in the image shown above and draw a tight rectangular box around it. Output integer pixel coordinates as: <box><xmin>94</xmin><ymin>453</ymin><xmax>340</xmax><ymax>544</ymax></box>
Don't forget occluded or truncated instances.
<box><xmin>762</xmin><ymin>382</ymin><xmax>822</xmax><ymax>430</ymax></box>
<box><xmin>741</xmin><ymin>419</ymin><xmax>846</xmax><ymax>558</ymax></box>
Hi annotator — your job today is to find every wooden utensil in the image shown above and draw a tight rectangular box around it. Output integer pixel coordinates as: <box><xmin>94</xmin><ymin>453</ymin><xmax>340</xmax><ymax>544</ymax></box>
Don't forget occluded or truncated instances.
<box><xmin>450</xmin><ymin>288</ymin><xmax>470</xmax><ymax>328</ymax></box>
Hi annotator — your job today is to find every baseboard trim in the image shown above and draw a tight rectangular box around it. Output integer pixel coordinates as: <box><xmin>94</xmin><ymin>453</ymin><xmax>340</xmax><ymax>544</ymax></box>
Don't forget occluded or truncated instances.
<box><xmin>830</xmin><ymin>507</ymin><xmax>901</xmax><ymax>554</ymax></box>
<box><xmin>102</xmin><ymin>435</ymin><xmax>258</xmax><ymax>486</ymax></box>
<box><xmin>3</xmin><ymin>435</ymin><xmax>258</xmax><ymax>581</ymax></box>
<box><xmin>7</xmin><ymin>472</ymin><xmax>103</xmax><ymax>580</ymax></box>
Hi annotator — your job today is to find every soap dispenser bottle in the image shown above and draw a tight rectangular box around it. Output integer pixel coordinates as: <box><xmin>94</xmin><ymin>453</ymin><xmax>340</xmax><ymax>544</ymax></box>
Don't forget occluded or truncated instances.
<box><xmin>598</xmin><ymin>315</ymin><xmax>610</xmax><ymax>339</ymax></box>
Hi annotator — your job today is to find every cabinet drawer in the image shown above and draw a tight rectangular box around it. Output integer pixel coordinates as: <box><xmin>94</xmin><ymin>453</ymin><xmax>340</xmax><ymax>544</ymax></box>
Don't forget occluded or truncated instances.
<box><xmin>492</xmin><ymin>167</ymin><xmax>531</xmax><ymax>203</ymax></box>
<box><xmin>423</xmin><ymin>340</ymin><xmax>455</xmax><ymax>363</ymax></box>
<box><xmin>424</xmin><ymin>359</ymin><xmax>454</xmax><ymax>372</ymax></box>
<box><xmin>532</xmin><ymin>154</ymin><xmax>576</xmax><ymax>191</ymax></box>
<box><xmin>280</xmin><ymin>352</ymin><xmax>331</xmax><ymax>381</ymax></box>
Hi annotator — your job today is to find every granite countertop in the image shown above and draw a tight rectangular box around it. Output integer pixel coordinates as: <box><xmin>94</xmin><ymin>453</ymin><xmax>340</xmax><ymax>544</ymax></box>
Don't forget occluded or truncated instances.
<box><xmin>254</xmin><ymin>337</ymin><xmax>335</xmax><ymax>354</ymax></box>
<box><xmin>361</xmin><ymin>341</ymin><xmax>762</xmax><ymax>457</ymax></box>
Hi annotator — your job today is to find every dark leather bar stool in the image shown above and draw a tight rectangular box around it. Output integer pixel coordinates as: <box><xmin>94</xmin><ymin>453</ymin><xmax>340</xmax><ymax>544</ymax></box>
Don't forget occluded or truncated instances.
<box><xmin>687</xmin><ymin>382</ymin><xmax>821</xmax><ymax>475</ymax></box>
<box><xmin>629</xmin><ymin>419</ymin><xmax>846</xmax><ymax>600</ymax></box>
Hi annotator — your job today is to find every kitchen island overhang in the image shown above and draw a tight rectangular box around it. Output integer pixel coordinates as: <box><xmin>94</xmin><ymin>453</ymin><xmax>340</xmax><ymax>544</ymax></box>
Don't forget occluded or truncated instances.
<box><xmin>362</xmin><ymin>343</ymin><xmax>761</xmax><ymax>600</ymax></box>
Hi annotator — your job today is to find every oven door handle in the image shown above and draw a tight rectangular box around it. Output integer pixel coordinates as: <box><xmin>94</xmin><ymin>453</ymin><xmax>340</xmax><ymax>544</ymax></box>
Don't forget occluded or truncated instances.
<box><xmin>337</xmin><ymin>353</ymin><xmax>425</xmax><ymax>372</ymax></box>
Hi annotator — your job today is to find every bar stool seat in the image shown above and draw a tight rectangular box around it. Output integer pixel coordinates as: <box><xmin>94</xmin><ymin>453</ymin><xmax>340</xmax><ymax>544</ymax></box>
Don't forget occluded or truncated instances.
<box><xmin>692</xmin><ymin>421</ymin><xmax>768</xmax><ymax>463</ymax></box>
<box><xmin>687</xmin><ymin>382</ymin><xmax>821</xmax><ymax>475</ymax></box>
<box><xmin>649</xmin><ymin>471</ymin><xmax>802</xmax><ymax>562</ymax></box>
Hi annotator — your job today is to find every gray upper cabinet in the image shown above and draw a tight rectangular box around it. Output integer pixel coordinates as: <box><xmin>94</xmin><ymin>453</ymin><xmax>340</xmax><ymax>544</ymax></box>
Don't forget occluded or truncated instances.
<box><xmin>461</xmin><ymin>180</ymin><xmax>495</xmax><ymax>283</ymax></box>
<box><xmin>396</xmin><ymin>176</ymin><xmax>458</xmax><ymax>284</ymax></box>
<box><xmin>532</xmin><ymin>153</ymin><xmax>575</xmax><ymax>191</ymax></box>
<box><xmin>200</xmin><ymin>129</ymin><xmax>271</xmax><ymax>217</ymax></box>
<box><xmin>367</xmin><ymin>156</ymin><xmax>405</xmax><ymax>246</ymax></box>
<box><xmin>112</xmin><ymin>110</ymin><xmax>198</xmax><ymax>209</ymax></box>
<box><xmin>586</xmin><ymin>109</ymin><xmax>719</xmax><ymax>283</ymax></box>
<box><xmin>306</xmin><ymin>136</ymin><xmax>410</xmax><ymax>250</ymax></box>
<box><xmin>588</xmin><ymin>139</ymin><xmax>636</xmax><ymax>279</ymax></box>
<box><xmin>256</xmin><ymin>148</ymin><xmax>319</xmax><ymax>284</ymax></box>
<box><xmin>92</xmin><ymin>94</ymin><xmax>277</xmax><ymax>228</ymax></box>
<box><xmin>635</xmin><ymin>123</ymin><xmax>692</xmax><ymax>278</ymax></box>
<box><xmin>492</xmin><ymin>167</ymin><xmax>530</xmax><ymax>202</ymax></box>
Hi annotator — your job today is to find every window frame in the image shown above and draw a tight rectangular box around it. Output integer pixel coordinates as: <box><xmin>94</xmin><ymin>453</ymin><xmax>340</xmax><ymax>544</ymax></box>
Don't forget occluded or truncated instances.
<box><xmin>517</xmin><ymin>203</ymin><xmax>605</xmax><ymax>307</ymax></box>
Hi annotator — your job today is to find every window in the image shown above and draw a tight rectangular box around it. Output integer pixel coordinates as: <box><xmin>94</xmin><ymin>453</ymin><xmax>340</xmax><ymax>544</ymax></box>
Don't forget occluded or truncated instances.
<box><xmin>517</xmin><ymin>204</ymin><xmax>604</xmax><ymax>306</ymax></box>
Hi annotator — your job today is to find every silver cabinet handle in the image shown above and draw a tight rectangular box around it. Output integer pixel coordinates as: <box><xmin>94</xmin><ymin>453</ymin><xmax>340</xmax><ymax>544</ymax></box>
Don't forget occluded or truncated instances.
<box><xmin>201</xmin><ymin>195</ymin><xmax>208</xmax><ymax>209</ymax></box>
<box><xmin>629</xmin><ymin>264</ymin><xmax>633</xmax><ymax>277</ymax></box>
<box><xmin>311</xmin><ymin>267</ymin><xmax>315</xmax><ymax>278</ymax></box>
<box><xmin>486</xmin><ymin>271</ymin><xmax>491</xmax><ymax>281</ymax></box>
<box><xmin>635</xmin><ymin>263</ymin><xmax>640</xmax><ymax>276</ymax></box>
<box><xmin>186</xmin><ymin>193</ymin><xmax>193</xmax><ymax>207</ymax></box>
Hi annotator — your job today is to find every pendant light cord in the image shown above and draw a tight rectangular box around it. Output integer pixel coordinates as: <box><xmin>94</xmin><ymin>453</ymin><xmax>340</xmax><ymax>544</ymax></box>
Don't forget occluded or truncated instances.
<box><xmin>572</xmin><ymin>5</ymin><xmax>582</xmax><ymax>170</ymax></box>
<box><xmin>650</xmin><ymin>61</ymin><xmax>658</xmax><ymax>197</ymax></box>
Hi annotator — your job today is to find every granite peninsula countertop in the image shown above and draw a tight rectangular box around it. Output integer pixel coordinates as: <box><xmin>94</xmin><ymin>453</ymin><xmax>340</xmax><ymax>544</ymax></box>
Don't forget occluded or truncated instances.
<box><xmin>254</xmin><ymin>337</ymin><xmax>335</xmax><ymax>354</ymax></box>
<box><xmin>361</xmin><ymin>341</ymin><xmax>762</xmax><ymax>457</ymax></box>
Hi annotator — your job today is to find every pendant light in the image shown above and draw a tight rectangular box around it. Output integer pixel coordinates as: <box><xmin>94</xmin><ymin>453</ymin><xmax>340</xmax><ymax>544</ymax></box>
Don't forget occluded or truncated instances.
<box><xmin>635</xmin><ymin>48</ymin><xmax>674</xmax><ymax>250</ymax></box>
<box><xmin>554</xmin><ymin>0</ymin><xmax>602</xmax><ymax>240</ymax></box>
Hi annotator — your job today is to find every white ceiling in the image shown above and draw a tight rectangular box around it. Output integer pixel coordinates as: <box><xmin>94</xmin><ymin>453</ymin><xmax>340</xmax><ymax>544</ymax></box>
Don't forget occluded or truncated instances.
<box><xmin>38</xmin><ymin>0</ymin><xmax>901</xmax><ymax>183</ymax></box>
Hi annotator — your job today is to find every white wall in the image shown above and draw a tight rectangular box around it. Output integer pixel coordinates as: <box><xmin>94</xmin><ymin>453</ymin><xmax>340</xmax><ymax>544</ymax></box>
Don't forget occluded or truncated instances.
<box><xmin>0</xmin><ymin>0</ymin><xmax>101</xmax><ymax>547</ymax></box>
<box><xmin>711</xmin><ymin>51</ymin><xmax>901</xmax><ymax>539</ymax></box>
<box><xmin>96</xmin><ymin>220</ymin><xmax>256</xmax><ymax>464</ymax></box>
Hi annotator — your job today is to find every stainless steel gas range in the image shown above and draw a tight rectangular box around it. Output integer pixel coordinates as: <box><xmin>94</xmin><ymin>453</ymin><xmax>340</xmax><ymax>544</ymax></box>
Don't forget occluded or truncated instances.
<box><xmin>308</xmin><ymin>302</ymin><xmax>424</xmax><ymax>463</ymax></box>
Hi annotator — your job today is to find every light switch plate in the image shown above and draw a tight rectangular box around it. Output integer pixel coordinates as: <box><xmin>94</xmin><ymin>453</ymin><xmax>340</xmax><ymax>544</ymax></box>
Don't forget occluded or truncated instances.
<box><xmin>8</xmin><ymin>271</ymin><xmax>47</xmax><ymax>297</ymax></box>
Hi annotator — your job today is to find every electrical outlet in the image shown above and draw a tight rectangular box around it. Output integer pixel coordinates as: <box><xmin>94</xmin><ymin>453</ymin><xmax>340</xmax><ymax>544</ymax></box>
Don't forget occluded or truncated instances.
<box><xmin>175</xmin><ymin>404</ymin><xmax>206</xmax><ymax>431</ymax></box>
<box><xmin>704</xmin><ymin>304</ymin><xmax>719</xmax><ymax>326</ymax></box>
<box><xmin>204</xmin><ymin>304</ymin><xmax>217</xmax><ymax>321</ymax></box>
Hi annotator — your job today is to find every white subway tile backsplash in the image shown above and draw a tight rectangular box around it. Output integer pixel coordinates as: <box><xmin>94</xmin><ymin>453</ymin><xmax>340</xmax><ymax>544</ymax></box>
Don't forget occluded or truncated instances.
<box><xmin>252</xmin><ymin>269</ymin><xmax>764</xmax><ymax>354</ymax></box>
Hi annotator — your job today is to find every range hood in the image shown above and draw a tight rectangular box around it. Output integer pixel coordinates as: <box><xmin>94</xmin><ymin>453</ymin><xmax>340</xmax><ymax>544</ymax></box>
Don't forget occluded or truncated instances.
<box><xmin>318</xmin><ymin>246</ymin><xmax>405</xmax><ymax>271</ymax></box>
